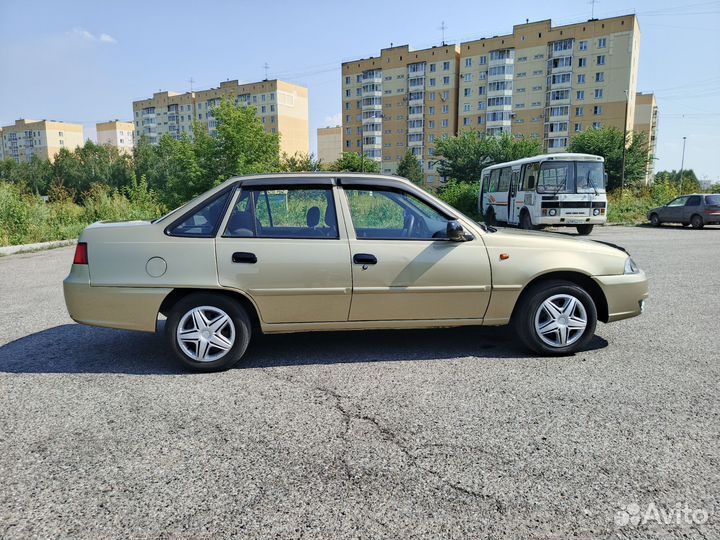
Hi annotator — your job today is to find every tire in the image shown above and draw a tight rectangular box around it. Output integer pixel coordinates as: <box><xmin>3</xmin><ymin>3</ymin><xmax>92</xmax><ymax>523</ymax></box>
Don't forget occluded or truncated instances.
<box><xmin>682</xmin><ymin>223</ymin><xmax>690</xmax><ymax>227</ymax></box>
<box><xmin>650</xmin><ymin>213</ymin><xmax>661</xmax><ymax>227</ymax></box>
<box><xmin>485</xmin><ymin>207</ymin><xmax>496</xmax><ymax>227</ymax></box>
<box><xmin>513</xmin><ymin>280</ymin><xmax>598</xmax><ymax>356</ymax></box>
<box><xmin>519</xmin><ymin>211</ymin><xmax>534</xmax><ymax>230</ymax></box>
<box><xmin>576</xmin><ymin>224</ymin><xmax>594</xmax><ymax>235</ymax></box>
<box><xmin>691</xmin><ymin>214</ymin><xmax>704</xmax><ymax>229</ymax></box>
<box><xmin>166</xmin><ymin>293</ymin><xmax>252</xmax><ymax>372</ymax></box>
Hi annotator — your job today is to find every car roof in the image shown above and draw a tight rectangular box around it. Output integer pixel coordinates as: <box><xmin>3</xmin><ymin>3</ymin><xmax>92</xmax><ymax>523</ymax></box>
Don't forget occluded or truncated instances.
<box><xmin>216</xmin><ymin>172</ymin><xmax>416</xmax><ymax>190</ymax></box>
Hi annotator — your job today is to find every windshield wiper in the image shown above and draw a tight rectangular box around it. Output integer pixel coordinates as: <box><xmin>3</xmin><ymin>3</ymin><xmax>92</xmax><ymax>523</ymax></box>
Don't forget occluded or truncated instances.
<box><xmin>552</xmin><ymin>179</ymin><xmax>568</xmax><ymax>196</ymax></box>
<box><xmin>586</xmin><ymin>175</ymin><xmax>599</xmax><ymax>196</ymax></box>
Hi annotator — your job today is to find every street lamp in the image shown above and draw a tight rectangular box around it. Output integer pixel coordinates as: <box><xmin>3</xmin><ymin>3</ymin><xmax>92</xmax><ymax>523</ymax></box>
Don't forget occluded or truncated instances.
<box><xmin>620</xmin><ymin>90</ymin><xmax>629</xmax><ymax>196</ymax></box>
<box><xmin>679</xmin><ymin>136</ymin><xmax>687</xmax><ymax>194</ymax></box>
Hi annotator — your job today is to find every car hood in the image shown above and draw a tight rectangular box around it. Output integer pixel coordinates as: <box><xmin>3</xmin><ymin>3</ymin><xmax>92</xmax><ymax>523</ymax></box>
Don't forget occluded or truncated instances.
<box><xmin>483</xmin><ymin>226</ymin><xmax>629</xmax><ymax>257</ymax></box>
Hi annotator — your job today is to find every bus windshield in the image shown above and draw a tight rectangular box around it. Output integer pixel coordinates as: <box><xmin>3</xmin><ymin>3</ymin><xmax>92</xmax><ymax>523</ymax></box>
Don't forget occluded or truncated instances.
<box><xmin>537</xmin><ymin>162</ymin><xmax>574</xmax><ymax>194</ymax></box>
<box><xmin>576</xmin><ymin>161</ymin><xmax>606</xmax><ymax>193</ymax></box>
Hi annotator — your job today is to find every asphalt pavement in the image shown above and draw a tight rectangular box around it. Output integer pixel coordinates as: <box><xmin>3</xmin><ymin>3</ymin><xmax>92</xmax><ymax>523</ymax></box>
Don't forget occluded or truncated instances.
<box><xmin>0</xmin><ymin>225</ymin><xmax>718</xmax><ymax>539</ymax></box>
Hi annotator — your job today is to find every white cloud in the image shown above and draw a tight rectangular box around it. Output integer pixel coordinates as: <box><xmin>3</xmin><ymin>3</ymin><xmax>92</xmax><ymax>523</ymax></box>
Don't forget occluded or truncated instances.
<box><xmin>324</xmin><ymin>113</ymin><xmax>341</xmax><ymax>127</ymax></box>
<box><xmin>68</xmin><ymin>28</ymin><xmax>117</xmax><ymax>44</ymax></box>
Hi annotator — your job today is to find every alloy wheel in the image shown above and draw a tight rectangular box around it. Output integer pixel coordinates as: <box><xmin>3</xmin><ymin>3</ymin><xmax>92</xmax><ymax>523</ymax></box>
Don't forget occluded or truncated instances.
<box><xmin>533</xmin><ymin>294</ymin><xmax>588</xmax><ymax>348</ymax></box>
<box><xmin>176</xmin><ymin>306</ymin><xmax>236</xmax><ymax>362</ymax></box>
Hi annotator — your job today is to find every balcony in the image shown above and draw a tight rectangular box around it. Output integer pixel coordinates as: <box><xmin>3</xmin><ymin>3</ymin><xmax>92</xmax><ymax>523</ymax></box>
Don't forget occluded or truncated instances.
<box><xmin>489</xmin><ymin>57</ymin><xmax>514</xmax><ymax>67</ymax></box>
<box><xmin>408</xmin><ymin>124</ymin><xmax>424</xmax><ymax>134</ymax></box>
<box><xmin>408</xmin><ymin>77</ymin><xmax>425</xmax><ymax>88</ymax></box>
<box><xmin>362</xmin><ymin>71</ymin><xmax>382</xmax><ymax>83</ymax></box>
<box><xmin>487</xmin><ymin>88</ymin><xmax>512</xmax><ymax>97</ymax></box>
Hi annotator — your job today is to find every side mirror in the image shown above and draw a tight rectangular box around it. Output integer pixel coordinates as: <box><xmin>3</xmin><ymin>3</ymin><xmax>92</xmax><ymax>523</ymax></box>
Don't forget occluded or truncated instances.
<box><xmin>603</xmin><ymin>172</ymin><xmax>609</xmax><ymax>187</ymax></box>
<box><xmin>447</xmin><ymin>220</ymin><xmax>466</xmax><ymax>241</ymax></box>
<box><xmin>528</xmin><ymin>175</ymin><xmax>535</xmax><ymax>189</ymax></box>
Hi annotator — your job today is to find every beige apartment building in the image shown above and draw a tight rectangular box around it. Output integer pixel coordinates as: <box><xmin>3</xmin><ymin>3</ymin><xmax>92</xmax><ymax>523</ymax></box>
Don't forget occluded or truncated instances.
<box><xmin>132</xmin><ymin>79</ymin><xmax>309</xmax><ymax>156</ymax></box>
<box><xmin>96</xmin><ymin>120</ymin><xmax>135</xmax><ymax>154</ymax></box>
<box><xmin>317</xmin><ymin>126</ymin><xmax>342</xmax><ymax>163</ymax></box>
<box><xmin>633</xmin><ymin>92</ymin><xmax>658</xmax><ymax>182</ymax></box>
<box><xmin>342</xmin><ymin>44</ymin><xmax>461</xmax><ymax>185</ymax></box>
<box><xmin>343</xmin><ymin>15</ymin><xmax>651</xmax><ymax>185</ymax></box>
<box><xmin>0</xmin><ymin>119</ymin><xmax>84</xmax><ymax>163</ymax></box>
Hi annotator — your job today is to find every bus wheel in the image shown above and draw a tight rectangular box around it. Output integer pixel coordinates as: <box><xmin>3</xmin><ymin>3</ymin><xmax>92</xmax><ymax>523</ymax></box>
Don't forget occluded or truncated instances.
<box><xmin>576</xmin><ymin>224</ymin><xmax>594</xmax><ymax>235</ymax></box>
<box><xmin>485</xmin><ymin>207</ymin><xmax>496</xmax><ymax>226</ymax></box>
<box><xmin>519</xmin><ymin>211</ymin><xmax>534</xmax><ymax>230</ymax></box>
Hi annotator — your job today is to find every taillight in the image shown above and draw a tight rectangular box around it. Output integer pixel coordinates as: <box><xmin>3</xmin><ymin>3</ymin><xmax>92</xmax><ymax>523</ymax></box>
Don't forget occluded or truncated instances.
<box><xmin>73</xmin><ymin>242</ymin><xmax>88</xmax><ymax>265</ymax></box>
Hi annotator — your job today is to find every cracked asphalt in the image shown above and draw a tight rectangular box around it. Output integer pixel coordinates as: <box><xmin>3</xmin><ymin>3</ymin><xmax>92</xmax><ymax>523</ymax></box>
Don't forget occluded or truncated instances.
<box><xmin>0</xmin><ymin>225</ymin><xmax>718</xmax><ymax>539</ymax></box>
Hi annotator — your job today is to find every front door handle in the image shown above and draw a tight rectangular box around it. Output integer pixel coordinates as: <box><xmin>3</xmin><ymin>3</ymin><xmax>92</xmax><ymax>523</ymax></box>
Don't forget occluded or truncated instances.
<box><xmin>353</xmin><ymin>253</ymin><xmax>377</xmax><ymax>265</ymax></box>
<box><xmin>232</xmin><ymin>252</ymin><xmax>257</xmax><ymax>264</ymax></box>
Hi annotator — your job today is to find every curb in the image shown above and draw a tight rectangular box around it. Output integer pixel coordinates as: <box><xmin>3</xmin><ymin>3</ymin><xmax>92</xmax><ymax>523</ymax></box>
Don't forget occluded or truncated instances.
<box><xmin>0</xmin><ymin>239</ymin><xmax>77</xmax><ymax>257</ymax></box>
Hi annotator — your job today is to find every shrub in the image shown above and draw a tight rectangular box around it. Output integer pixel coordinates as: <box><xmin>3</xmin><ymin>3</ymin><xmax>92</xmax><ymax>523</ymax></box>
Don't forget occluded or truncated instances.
<box><xmin>436</xmin><ymin>180</ymin><xmax>481</xmax><ymax>220</ymax></box>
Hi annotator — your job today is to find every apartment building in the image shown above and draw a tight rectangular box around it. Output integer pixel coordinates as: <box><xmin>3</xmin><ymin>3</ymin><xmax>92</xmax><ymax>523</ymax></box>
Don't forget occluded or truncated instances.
<box><xmin>633</xmin><ymin>92</ymin><xmax>658</xmax><ymax>182</ymax></box>
<box><xmin>0</xmin><ymin>119</ymin><xmax>84</xmax><ymax>163</ymax></box>
<box><xmin>459</xmin><ymin>15</ymin><xmax>641</xmax><ymax>152</ymax></box>
<box><xmin>317</xmin><ymin>126</ymin><xmax>342</xmax><ymax>163</ymax></box>
<box><xmin>96</xmin><ymin>120</ymin><xmax>135</xmax><ymax>154</ymax></box>
<box><xmin>342</xmin><ymin>44</ymin><xmax>460</xmax><ymax>185</ymax></box>
<box><xmin>132</xmin><ymin>79</ymin><xmax>309</xmax><ymax>156</ymax></box>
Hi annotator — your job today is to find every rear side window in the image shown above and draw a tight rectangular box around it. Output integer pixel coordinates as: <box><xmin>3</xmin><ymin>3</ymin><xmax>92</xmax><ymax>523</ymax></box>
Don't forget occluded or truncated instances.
<box><xmin>706</xmin><ymin>195</ymin><xmax>720</xmax><ymax>205</ymax></box>
<box><xmin>167</xmin><ymin>190</ymin><xmax>232</xmax><ymax>237</ymax></box>
<box><xmin>224</xmin><ymin>187</ymin><xmax>338</xmax><ymax>239</ymax></box>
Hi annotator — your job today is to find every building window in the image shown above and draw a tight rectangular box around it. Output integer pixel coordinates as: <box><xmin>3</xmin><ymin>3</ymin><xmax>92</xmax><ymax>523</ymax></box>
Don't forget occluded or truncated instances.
<box><xmin>595</xmin><ymin>72</ymin><xmax>604</xmax><ymax>82</ymax></box>
<box><xmin>576</xmin><ymin>90</ymin><xmax>585</xmax><ymax>100</ymax></box>
<box><xmin>579</xmin><ymin>40</ymin><xmax>588</xmax><ymax>51</ymax></box>
<box><xmin>463</xmin><ymin>117</ymin><xmax>471</xmax><ymax>126</ymax></box>
<box><xmin>441</xmin><ymin>91</ymin><xmax>449</xmax><ymax>100</ymax></box>
<box><xmin>463</xmin><ymin>103</ymin><xmax>471</xmax><ymax>112</ymax></box>
<box><xmin>463</xmin><ymin>73</ymin><xmax>472</xmax><ymax>82</ymax></box>
<box><xmin>429</xmin><ymin>106</ymin><xmax>435</xmax><ymax>114</ymax></box>
<box><xmin>443</xmin><ymin>76</ymin><xmax>450</xmax><ymax>85</ymax></box>
<box><xmin>592</xmin><ymin>122</ymin><xmax>602</xmax><ymax>129</ymax></box>
<box><xmin>429</xmin><ymin>78</ymin><xmax>436</xmax><ymax>87</ymax></box>
<box><xmin>594</xmin><ymin>89</ymin><xmax>603</xmax><ymax>99</ymax></box>
<box><xmin>574</xmin><ymin>123</ymin><xmax>582</xmax><ymax>132</ymax></box>
<box><xmin>598</xmin><ymin>38</ymin><xmax>607</xmax><ymax>48</ymax></box>
<box><xmin>465</xmin><ymin>58</ymin><xmax>472</xmax><ymax>67</ymax></box>
<box><xmin>442</xmin><ymin>119</ymin><xmax>449</xmax><ymax>128</ymax></box>
<box><xmin>577</xmin><ymin>74</ymin><xmax>585</xmax><ymax>84</ymax></box>
<box><xmin>593</xmin><ymin>105</ymin><xmax>603</xmax><ymax>115</ymax></box>
<box><xmin>442</xmin><ymin>105</ymin><xmax>449</xmax><ymax>113</ymax></box>
<box><xmin>428</xmin><ymin>120</ymin><xmax>435</xmax><ymax>128</ymax></box>
<box><xmin>345</xmin><ymin>76</ymin><xmax>350</xmax><ymax>84</ymax></box>
<box><xmin>464</xmin><ymin>88</ymin><xmax>472</xmax><ymax>97</ymax></box>
<box><xmin>429</xmin><ymin>63</ymin><xmax>436</xmax><ymax>72</ymax></box>
<box><xmin>578</xmin><ymin>58</ymin><xmax>587</xmax><ymax>68</ymax></box>
<box><xmin>478</xmin><ymin>86</ymin><xmax>486</xmax><ymax>95</ymax></box>
<box><xmin>443</xmin><ymin>61</ymin><xmax>450</xmax><ymax>71</ymax></box>
<box><xmin>597</xmin><ymin>55</ymin><xmax>606</xmax><ymax>65</ymax></box>
<box><xmin>575</xmin><ymin>106</ymin><xmax>584</xmax><ymax>116</ymax></box>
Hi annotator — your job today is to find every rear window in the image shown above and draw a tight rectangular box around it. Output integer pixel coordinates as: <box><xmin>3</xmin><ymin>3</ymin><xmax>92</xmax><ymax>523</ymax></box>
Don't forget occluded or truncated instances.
<box><xmin>705</xmin><ymin>195</ymin><xmax>720</xmax><ymax>205</ymax></box>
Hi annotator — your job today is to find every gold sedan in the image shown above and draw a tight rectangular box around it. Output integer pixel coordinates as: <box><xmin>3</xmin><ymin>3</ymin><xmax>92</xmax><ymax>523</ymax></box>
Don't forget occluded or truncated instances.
<box><xmin>64</xmin><ymin>174</ymin><xmax>648</xmax><ymax>371</ymax></box>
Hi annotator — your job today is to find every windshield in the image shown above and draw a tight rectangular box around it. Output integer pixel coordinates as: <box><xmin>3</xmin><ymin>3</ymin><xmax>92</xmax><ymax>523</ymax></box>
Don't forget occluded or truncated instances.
<box><xmin>576</xmin><ymin>161</ymin><xmax>606</xmax><ymax>193</ymax></box>
<box><xmin>537</xmin><ymin>162</ymin><xmax>573</xmax><ymax>194</ymax></box>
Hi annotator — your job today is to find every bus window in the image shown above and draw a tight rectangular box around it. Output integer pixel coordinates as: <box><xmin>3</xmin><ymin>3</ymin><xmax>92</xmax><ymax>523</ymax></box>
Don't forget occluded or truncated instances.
<box><xmin>498</xmin><ymin>168</ymin><xmax>511</xmax><ymax>192</ymax></box>
<box><xmin>489</xmin><ymin>169</ymin><xmax>501</xmax><ymax>192</ymax></box>
<box><xmin>537</xmin><ymin>162</ymin><xmax>574</xmax><ymax>193</ymax></box>
<box><xmin>576</xmin><ymin>161</ymin><xmax>606</xmax><ymax>193</ymax></box>
<box><xmin>481</xmin><ymin>174</ymin><xmax>489</xmax><ymax>192</ymax></box>
<box><xmin>524</xmin><ymin>163</ymin><xmax>539</xmax><ymax>191</ymax></box>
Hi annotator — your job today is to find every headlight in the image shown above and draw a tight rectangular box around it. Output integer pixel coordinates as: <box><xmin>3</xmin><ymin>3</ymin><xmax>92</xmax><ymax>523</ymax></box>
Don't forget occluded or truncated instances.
<box><xmin>593</xmin><ymin>208</ymin><xmax>601</xmax><ymax>216</ymax></box>
<box><xmin>624</xmin><ymin>257</ymin><xmax>639</xmax><ymax>274</ymax></box>
<box><xmin>549</xmin><ymin>208</ymin><xmax>557</xmax><ymax>216</ymax></box>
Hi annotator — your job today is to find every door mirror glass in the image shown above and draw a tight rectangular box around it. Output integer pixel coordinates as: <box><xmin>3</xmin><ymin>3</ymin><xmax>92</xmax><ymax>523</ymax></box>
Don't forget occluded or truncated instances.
<box><xmin>446</xmin><ymin>220</ymin><xmax>465</xmax><ymax>241</ymax></box>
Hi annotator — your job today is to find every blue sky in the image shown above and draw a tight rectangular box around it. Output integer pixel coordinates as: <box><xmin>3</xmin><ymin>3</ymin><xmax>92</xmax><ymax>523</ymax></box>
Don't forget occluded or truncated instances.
<box><xmin>1</xmin><ymin>0</ymin><xmax>718</xmax><ymax>179</ymax></box>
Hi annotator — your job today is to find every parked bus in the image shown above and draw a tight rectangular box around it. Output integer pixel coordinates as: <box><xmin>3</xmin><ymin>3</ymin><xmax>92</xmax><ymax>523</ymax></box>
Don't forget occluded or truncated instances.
<box><xmin>479</xmin><ymin>153</ymin><xmax>607</xmax><ymax>235</ymax></box>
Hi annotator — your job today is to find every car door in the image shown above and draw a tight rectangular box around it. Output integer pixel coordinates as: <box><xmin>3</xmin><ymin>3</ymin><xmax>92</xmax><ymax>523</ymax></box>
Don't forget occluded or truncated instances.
<box><xmin>215</xmin><ymin>180</ymin><xmax>352</xmax><ymax>324</ymax></box>
<box><xmin>507</xmin><ymin>168</ymin><xmax>521</xmax><ymax>225</ymax></box>
<box><xmin>683</xmin><ymin>195</ymin><xmax>703</xmax><ymax>223</ymax></box>
<box><xmin>339</xmin><ymin>180</ymin><xmax>492</xmax><ymax>321</ymax></box>
<box><xmin>662</xmin><ymin>196</ymin><xmax>689</xmax><ymax>223</ymax></box>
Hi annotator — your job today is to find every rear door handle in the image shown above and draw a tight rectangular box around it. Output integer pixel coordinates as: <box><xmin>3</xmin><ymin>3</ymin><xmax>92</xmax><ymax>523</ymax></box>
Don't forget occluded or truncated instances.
<box><xmin>353</xmin><ymin>253</ymin><xmax>377</xmax><ymax>265</ymax></box>
<box><xmin>232</xmin><ymin>252</ymin><xmax>257</xmax><ymax>264</ymax></box>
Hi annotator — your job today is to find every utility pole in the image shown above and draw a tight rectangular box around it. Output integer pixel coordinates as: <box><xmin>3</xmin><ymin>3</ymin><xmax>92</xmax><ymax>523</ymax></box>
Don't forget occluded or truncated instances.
<box><xmin>679</xmin><ymin>136</ymin><xmax>687</xmax><ymax>194</ymax></box>
<box><xmin>620</xmin><ymin>89</ymin><xmax>628</xmax><ymax>197</ymax></box>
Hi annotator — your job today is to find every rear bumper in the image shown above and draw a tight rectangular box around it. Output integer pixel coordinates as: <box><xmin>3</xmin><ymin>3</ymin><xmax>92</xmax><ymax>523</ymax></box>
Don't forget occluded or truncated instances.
<box><xmin>63</xmin><ymin>265</ymin><xmax>170</xmax><ymax>332</ymax></box>
<box><xmin>593</xmin><ymin>270</ymin><xmax>649</xmax><ymax>323</ymax></box>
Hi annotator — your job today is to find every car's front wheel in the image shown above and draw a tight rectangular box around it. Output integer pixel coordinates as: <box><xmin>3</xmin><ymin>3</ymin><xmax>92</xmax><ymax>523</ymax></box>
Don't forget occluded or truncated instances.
<box><xmin>514</xmin><ymin>280</ymin><xmax>597</xmax><ymax>356</ymax></box>
<box><xmin>167</xmin><ymin>293</ymin><xmax>252</xmax><ymax>372</ymax></box>
<box><xmin>650</xmin><ymin>213</ymin><xmax>661</xmax><ymax>227</ymax></box>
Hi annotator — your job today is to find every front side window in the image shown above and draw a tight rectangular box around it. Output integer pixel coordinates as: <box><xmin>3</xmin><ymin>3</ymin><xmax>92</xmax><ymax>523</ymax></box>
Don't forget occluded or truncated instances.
<box><xmin>345</xmin><ymin>188</ymin><xmax>452</xmax><ymax>240</ymax></box>
<box><xmin>666</xmin><ymin>196</ymin><xmax>689</xmax><ymax>208</ymax></box>
<box><xmin>224</xmin><ymin>186</ymin><xmax>338</xmax><ymax>239</ymax></box>
<box><xmin>168</xmin><ymin>190</ymin><xmax>232</xmax><ymax>237</ymax></box>
<box><xmin>537</xmin><ymin>162</ymin><xmax>574</xmax><ymax>194</ymax></box>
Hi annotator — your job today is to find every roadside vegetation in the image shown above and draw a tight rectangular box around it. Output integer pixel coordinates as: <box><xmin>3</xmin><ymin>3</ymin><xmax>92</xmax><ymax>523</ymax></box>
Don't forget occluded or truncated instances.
<box><xmin>1</xmin><ymin>100</ymin><xmax>718</xmax><ymax>246</ymax></box>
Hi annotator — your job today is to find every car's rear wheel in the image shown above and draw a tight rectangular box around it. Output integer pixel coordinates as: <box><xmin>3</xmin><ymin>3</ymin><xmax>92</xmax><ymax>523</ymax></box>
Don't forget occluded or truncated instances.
<box><xmin>576</xmin><ymin>224</ymin><xmax>594</xmax><ymax>235</ymax></box>
<box><xmin>691</xmin><ymin>214</ymin><xmax>704</xmax><ymax>229</ymax></box>
<box><xmin>650</xmin><ymin>213</ymin><xmax>661</xmax><ymax>227</ymax></box>
<box><xmin>514</xmin><ymin>280</ymin><xmax>597</xmax><ymax>356</ymax></box>
<box><xmin>167</xmin><ymin>293</ymin><xmax>252</xmax><ymax>372</ymax></box>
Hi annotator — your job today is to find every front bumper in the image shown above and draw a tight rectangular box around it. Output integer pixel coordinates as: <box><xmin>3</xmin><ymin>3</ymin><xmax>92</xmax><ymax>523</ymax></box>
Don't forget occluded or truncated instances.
<box><xmin>593</xmin><ymin>270</ymin><xmax>649</xmax><ymax>322</ymax></box>
<box><xmin>535</xmin><ymin>216</ymin><xmax>607</xmax><ymax>226</ymax></box>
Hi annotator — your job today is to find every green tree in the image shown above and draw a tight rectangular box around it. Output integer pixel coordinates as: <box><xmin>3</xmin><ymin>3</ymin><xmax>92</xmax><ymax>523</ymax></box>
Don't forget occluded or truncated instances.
<box><xmin>654</xmin><ymin>169</ymin><xmax>701</xmax><ymax>193</ymax></box>
<box><xmin>434</xmin><ymin>131</ymin><xmax>541</xmax><ymax>183</ymax></box>
<box><xmin>396</xmin><ymin>151</ymin><xmax>424</xmax><ymax>185</ymax></box>
<box><xmin>280</xmin><ymin>152</ymin><xmax>322</xmax><ymax>172</ymax></box>
<box><xmin>329</xmin><ymin>152</ymin><xmax>381</xmax><ymax>173</ymax></box>
<box><xmin>568</xmin><ymin>127</ymin><xmax>651</xmax><ymax>191</ymax></box>
<box><xmin>0</xmin><ymin>156</ymin><xmax>53</xmax><ymax>194</ymax></box>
